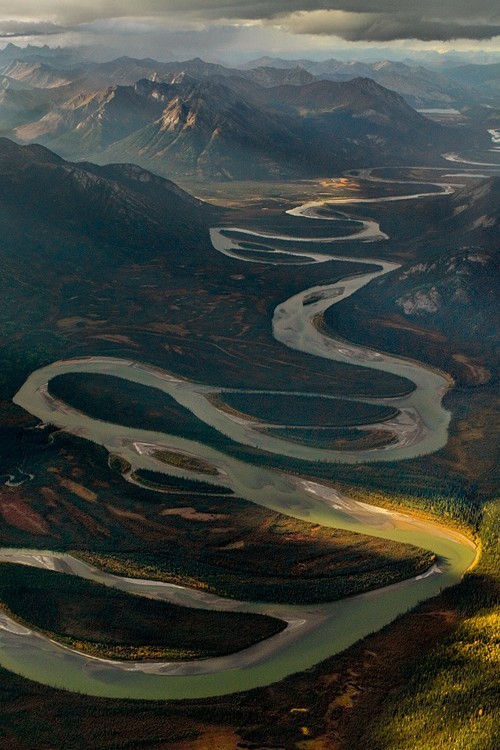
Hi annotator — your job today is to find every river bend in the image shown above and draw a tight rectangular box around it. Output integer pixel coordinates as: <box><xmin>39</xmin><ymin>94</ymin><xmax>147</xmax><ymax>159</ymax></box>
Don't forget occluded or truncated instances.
<box><xmin>0</xmin><ymin>169</ymin><xmax>479</xmax><ymax>699</ymax></box>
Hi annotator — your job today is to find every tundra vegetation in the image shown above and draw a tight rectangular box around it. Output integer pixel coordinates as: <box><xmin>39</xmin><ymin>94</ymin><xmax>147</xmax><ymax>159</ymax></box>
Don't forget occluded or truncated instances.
<box><xmin>0</xmin><ymin>563</ymin><xmax>286</xmax><ymax>660</ymax></box>
<box><xmin>214</xmin><ymin>390</ymin><xmax>399</xmax><ymax>426</ymax></box>
<box><xmin>0</xmin><ymin>500</ymin><xmax>496</xmax><ymax>750</ymax></box>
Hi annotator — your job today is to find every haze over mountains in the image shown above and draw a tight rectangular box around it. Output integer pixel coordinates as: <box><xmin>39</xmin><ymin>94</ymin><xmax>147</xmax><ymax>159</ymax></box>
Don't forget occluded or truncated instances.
<box><xmin>241</xmin><ymin>57</ymin><xmax>479</xmax><ymax>109</ymax></box>
<box><xmin>445</xmin><ymin>62</ymin><xmax>500</xmax><ymax>99</ymax></box>
<box><xmin>1</xmin><ymin>43</ymin><xmax>491</xmax><ymax>108</ymax></box>
<box><xmin>0</xmin><ymin>47</ymin><xmax>491</xmax><ymax>181</ymax></box>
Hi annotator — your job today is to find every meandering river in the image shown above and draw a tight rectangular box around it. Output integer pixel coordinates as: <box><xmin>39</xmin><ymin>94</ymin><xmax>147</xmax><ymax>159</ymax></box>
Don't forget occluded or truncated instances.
<box><xmin>0</xmin><ymin>166</ymin><xmax>481</xmax><ymax>700</ymax></box>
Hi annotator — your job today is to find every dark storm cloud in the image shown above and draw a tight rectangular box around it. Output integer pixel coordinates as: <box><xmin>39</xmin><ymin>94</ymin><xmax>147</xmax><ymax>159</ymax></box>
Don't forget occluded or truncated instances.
<box><xmin>2</xmin><ymin>1</ymin><xmax>500</xmax><ymax>41</ymax></box>
<box><xmin>165</xmin><ymin>0</ymin><xmax>500</xmax><ymax>20</ymax></box>
<box><xmin>283</xmin><ymin>12</ymin><xmax>500</xmax><ymax>43</ymax></box>
<box><xmin>191</xmin><ymin>1</ymin><xmax>500</xmax><ymax>41</ymax></box>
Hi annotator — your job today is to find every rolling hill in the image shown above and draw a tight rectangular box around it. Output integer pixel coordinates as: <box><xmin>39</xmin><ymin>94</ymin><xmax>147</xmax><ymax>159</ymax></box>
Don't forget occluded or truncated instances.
<box><xmin>0</xmin><ymin>136</ymin><xmax>207</xmax><ymax>254</ymax></box>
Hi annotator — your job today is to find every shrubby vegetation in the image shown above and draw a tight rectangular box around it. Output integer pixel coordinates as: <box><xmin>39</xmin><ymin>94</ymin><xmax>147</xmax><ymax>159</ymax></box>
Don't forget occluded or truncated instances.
<box><xmin>0</xmin><ymin>331</ymin><xmax>68</xmax><ymax>402</ymax></box>
<box><xmin>217</xmin><ymin>391</ymin><xmax>398</xmax><ymax>427</ymax></box>
<box><xmin>0</xmin><ymin>563</ymin><xmax>285</xmax><ymax>660</ymax></box>
<box><xmin>226</xmin><ymin>448</ymin><xmax>483</xmax><ymax>532</ymax></box>
<box><xmin>48</xmin><ymin>373</ymin><xmax>207</xmax><ymax>441</ymax></box>
<box><xmin>362</xmin><ymin>499</ymin><xmax>499</xmax><ymax>750</ymax></box>
<box><xmin>265</xmin><ymin>425</ymin><xmax>396</xmax><ymax>450</ymax></box>
<box><xmin>78</xmin><ymin>537</ymin><xmax>434</xmax><ymax>606</ymax></box>
<box><xmin>151</xmin><ymin>449</ymin><xmax>218</xmax><ymax>475</ymax></box>
<box><xmin>130</xmin><ymin>468</ymin><xmax>232</xmax><ymax>495</ymax></box>
<box><xmin>0</xmin><ymin>422</ymin><xmax>56</xmax><ymax>485</ymax></box>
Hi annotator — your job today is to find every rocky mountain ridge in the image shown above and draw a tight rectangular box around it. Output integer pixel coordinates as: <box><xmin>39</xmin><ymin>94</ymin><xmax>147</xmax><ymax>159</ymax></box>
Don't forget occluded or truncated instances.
<box><xmin>241</xmin><ymin>56</ymin><xmax>478</xmax><ymax>108</ymax></box>
<box><xmin>0</xmin><ymin>53</ymin><xmax>487</xmax><ymax>180</ymax></box>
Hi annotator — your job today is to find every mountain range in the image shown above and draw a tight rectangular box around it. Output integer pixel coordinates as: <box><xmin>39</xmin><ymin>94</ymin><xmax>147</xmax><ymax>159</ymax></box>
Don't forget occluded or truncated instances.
<box><xmin>68</xmin><ymin>76</ymin><xmax>453</xmax><ymax>180</ymax></box>
<box><xmin>445</xmin><ymin>62</ymin><xmax>500</xmax><ymax>100</ymax></box>
<box><xmin>241</xmin><ymin>56</ymin><xmax>478</xmax><ymax>109</ymax></box>
<box><xmin>0</xmin><ymin>55</ymin><xmax>479</xmax><ymax>181</ymax></box>
<box><xmin>0</xmin><ymin>44</ymin><xmax>495</xmax><ymax>108</ymax></box>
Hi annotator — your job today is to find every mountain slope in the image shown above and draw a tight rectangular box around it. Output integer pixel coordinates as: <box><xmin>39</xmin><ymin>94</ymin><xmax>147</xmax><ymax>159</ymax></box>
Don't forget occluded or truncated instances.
<box><xmin>446</xmin><ymin>62</ymin><xmax>500</xmax><ymax>99</ymax></box>
<box><xmin>22</xmin><ymin>74</ymin><xmax>463</xmax><ymax>181</ymax></box>
<box><xmin>0</xmin><ymin>79</ymin><xmax>53</xmax><ymax>131</ymax></box>
<box><xmin>90</xmin><ymin>77</ymin><xmax>314</xmax><ymax>180</ymax></box>
<box><xmin>0</xmin><ymin>136</ymin><xmax>217</xmax><ymax>397</ymax></box>
<box><xmin>323</xmin><ymin>177</ymin><xmax>499</xmax><ymax>381</ymax></box>
<box><xmin>18</xmin><ymin>82</ymin><xmax>170</xmax><ymax>154</ymax></box>
<box><xmin>0</xmin><ymin>60</ymin><xmax>80</xmax><ymax>89</ymax></box>
<box><xmin>445</xmin><ymin>178</ymin><xmax>500</xmax><ymax>237</ymax></box>
<box><xmin>268</xmin><ymin>77</ymin><xmax>425</xmax><ymax>125</ymax></box>
<box><xmin>241</xmin><ymin>56</ymin><xmax>476</xmax><ymax>108</ymax></box>
<box><xmin>0</xmin><ymin>137</ymin><xmax>208</xmax><ymax>259</ymax></box>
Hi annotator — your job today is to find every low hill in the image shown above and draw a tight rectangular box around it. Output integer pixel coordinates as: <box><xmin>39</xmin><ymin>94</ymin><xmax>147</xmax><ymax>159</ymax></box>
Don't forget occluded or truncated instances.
<box><xmin>0</xmin><ymin>136</ymin><xmax>215</xmax><ymax>397</ymax></box>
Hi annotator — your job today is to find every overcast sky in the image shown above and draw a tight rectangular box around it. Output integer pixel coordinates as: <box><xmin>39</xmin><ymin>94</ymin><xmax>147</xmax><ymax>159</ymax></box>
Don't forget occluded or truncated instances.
<box><xmin>1</xmin><ymin>1</ymin><xmax>499</xmax><ymax>61</ymax></box>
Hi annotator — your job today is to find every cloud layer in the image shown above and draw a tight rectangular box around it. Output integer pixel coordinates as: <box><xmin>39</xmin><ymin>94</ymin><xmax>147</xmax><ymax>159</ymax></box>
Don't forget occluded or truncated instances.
<box><xmin>281</xmin><ymin>10</ymin><xmax>500</xmax><ymax>42</ymax></box>
<box><xmin>1</xmin><ymin>1</ymin><xmax>500</xmax><ymax>42</ymax></box>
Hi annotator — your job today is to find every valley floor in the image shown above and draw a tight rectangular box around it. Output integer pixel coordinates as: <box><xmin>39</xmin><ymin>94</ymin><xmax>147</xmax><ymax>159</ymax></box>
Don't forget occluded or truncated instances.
<box><xmin>0</xmin><ymin>159</ymin><xmax>497</xmax><ymax>747</ymax></box>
